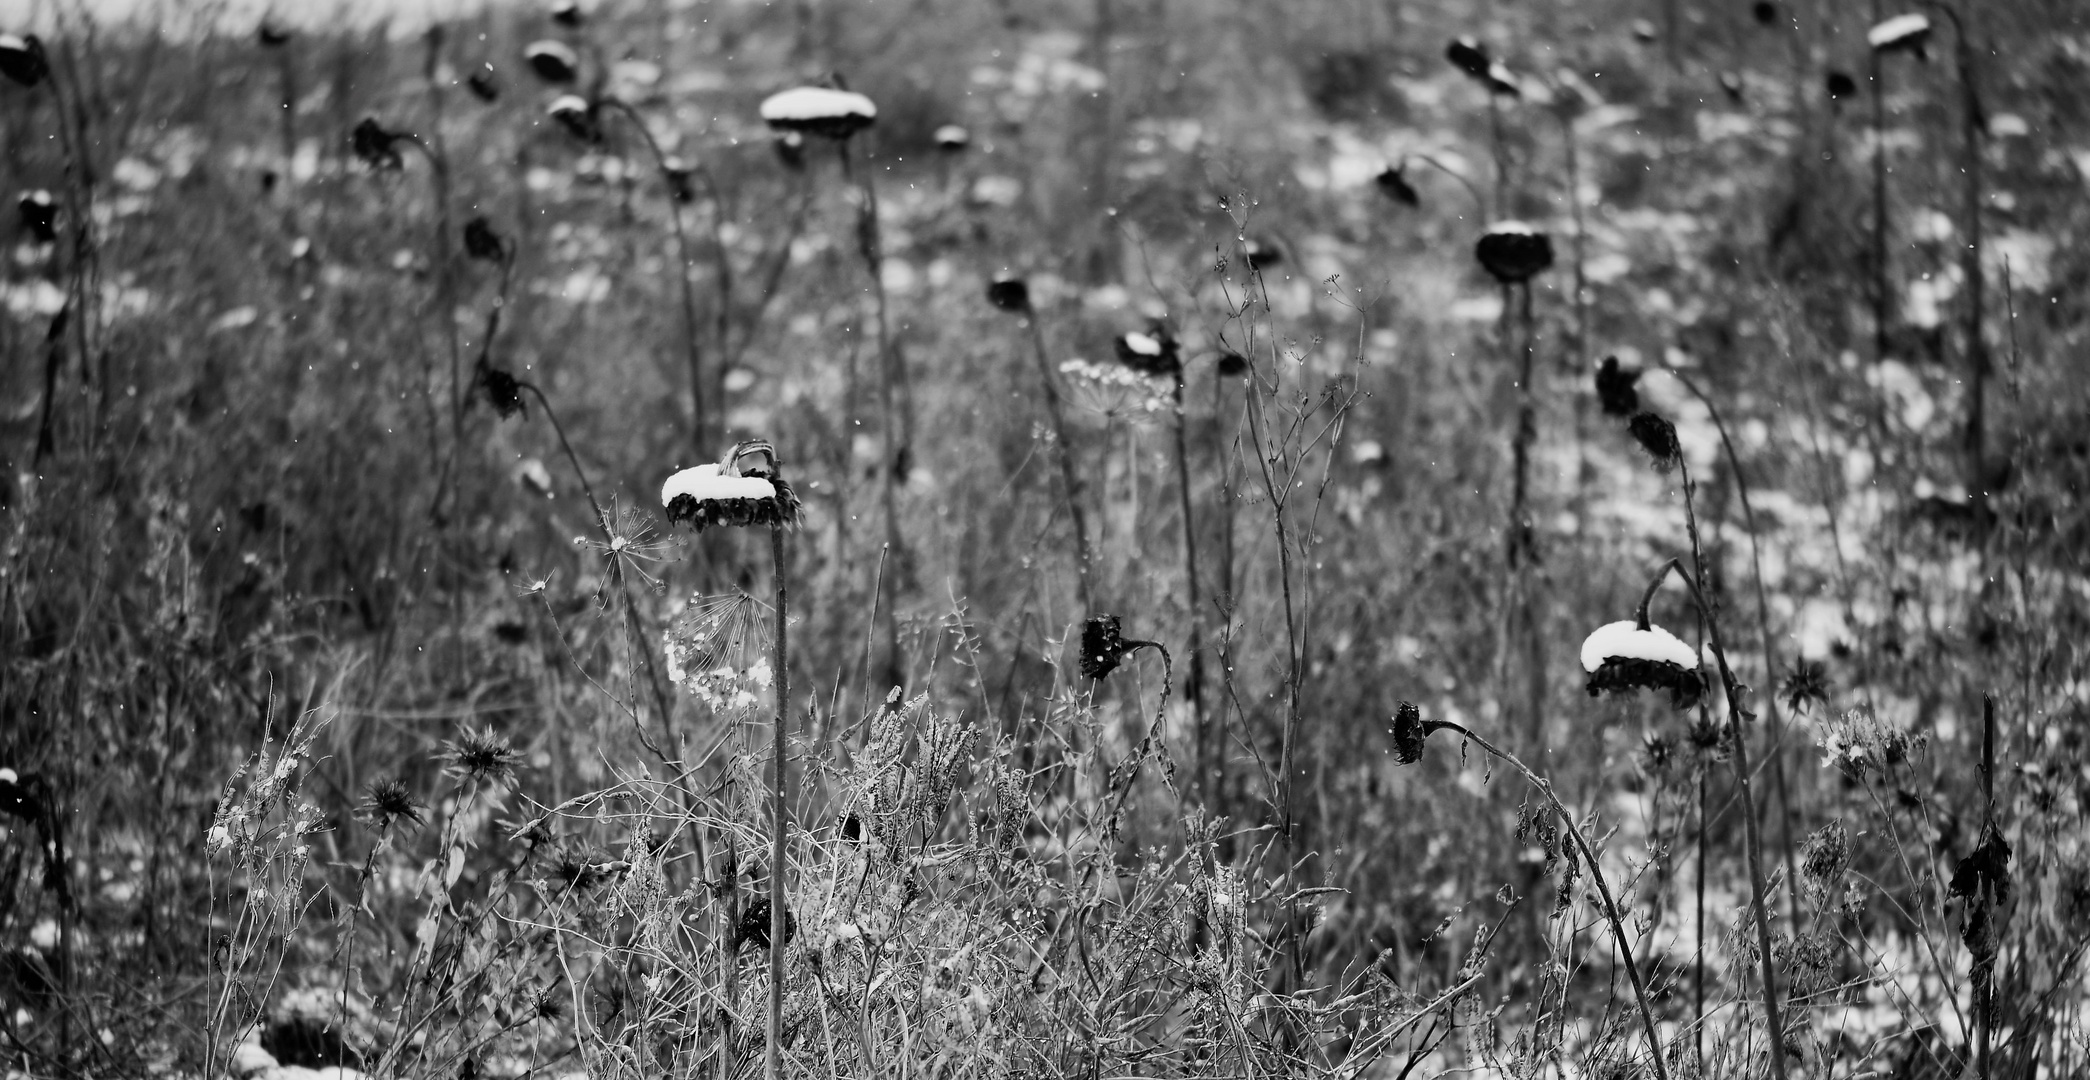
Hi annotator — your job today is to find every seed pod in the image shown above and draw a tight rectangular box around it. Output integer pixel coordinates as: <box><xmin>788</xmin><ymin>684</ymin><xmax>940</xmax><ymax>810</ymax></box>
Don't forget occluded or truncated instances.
<box><xmin>985</xmin><ymin>276</ymin><xmax>1029</xmax><ymax>313</ymax></box>
<box><xmin>0</xmin><ymin>34</ymin><xmax>49</xmax><ymax>88</ymax></box>
<box><xmin>1475</xmin><ymin>221</ymin><xmax>1554</xmax><ymax>284</ymax></box>
<box><xmin>759</xmin><ymin>86</ymin><xmax>878</xmax><ymax>141</ymax></box>
<box><xmin>524</xmin><ymin>40</ymin><xmax>579</xmax><ymax>84</ymax></box>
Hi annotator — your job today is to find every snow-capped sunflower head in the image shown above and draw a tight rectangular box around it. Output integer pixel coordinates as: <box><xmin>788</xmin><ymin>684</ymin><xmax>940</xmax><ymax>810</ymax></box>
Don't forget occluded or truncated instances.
<box><xmin>1112</xmin><ymin>326</ymin><xmax>1182</xmax><ymax>378</ymax></box>
<box><xmin>661</xmin><ymin>440</ymin><xmax>803</xmax><ymax>533</ymax></box>
<box><xmin>934</xmin><ymin>124</ymin><xmax>970</xmax><ymax>151</ymax></box>
<box><xmin>1867</xmin><ymin>14</ymin><xmax>1930</xmax><ymax>57</ymax></box>
<box><xmin>547</xmin><ymin>94</ymin><xmax>599</xmax><ymax>142</ymax></box>
<box><xmin>0</xmin><ymin>34</ymin><xmax>49</xmax><ymax>88</ymax></box>
<box><xmin>1581</xmin><ymin>619</ymin><xmax>1705</xmax><ymax>709</ymax></box>
<box><xmin>1475</xmin><ymin>221</ymin><xmax>1554</xmax><ymax>284</ymax></box>
<box><xmin>759</xmin><ymin>86</ymin><xmax>878</xmax><ymax>141</ymax></box>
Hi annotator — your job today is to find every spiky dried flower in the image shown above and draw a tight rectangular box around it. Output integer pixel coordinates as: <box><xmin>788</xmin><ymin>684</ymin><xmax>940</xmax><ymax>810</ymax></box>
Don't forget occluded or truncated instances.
<box><xmin>1581</xmin><ymin>620</ymin><xmax>1705</xmax><ymax>709</ymax></box>
<box><xmin>440</xmin><ymin>726</ymin><xmax>522</xmax><ymax>787</ymax></box>
<box><xmin>1080</xmin><ymin>615</ymin><xmax>1130</xmax><ymax>679</ymax></box>
<box><xmin>1391</xmin><ymin>701</ymin><xmax>1428</xmax><ymax>765</ymax></box>
<box><xmin>1627</xmin><ymin>411</ymin><xmax>1682</xmax><ymax>472</ymax></box>
<box><xmin>351</xmin><ymin>118</ymin><xmax>403</xmax><ymax>171</ymax></box>
<box><xmin>1595</xmin><ymin>355</ymin><xmax>1640</xmax><ymax>417</ymax></box>
<box><xmin>359</xmin><ymin>777</ymin><xmax>425</xmax><ymax>832</ymax></box>
<box><xmin>1800</xmin><ymin>821</ymin><xmax>1850</xmax><ymax>907</ymax></box>
<box><xmin>660</xmin><ymin>440</ymin><xmax>804</xmax><ymax>533</ymax></box>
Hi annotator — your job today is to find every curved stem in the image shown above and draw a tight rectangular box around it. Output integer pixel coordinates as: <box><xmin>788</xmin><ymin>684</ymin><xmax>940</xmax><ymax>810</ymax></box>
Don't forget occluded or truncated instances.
<box><xmin>767</xmin><ymin>523</ymin><xmax>790</xmax><ymax>1080</ymax></box>
<box><xmin>602</xmin><ymin>98</ymin><xmax>709</xmax><ymax>453</ymax></box>
<box><xmin>1418</xmin><ymin>717</ymin><xmax>1671</xmax><ymax>1080</ymax></box>
<box><xmin>1402</xmin><ymin>152</ymin><xmax>1489</xmax><ymax>221</ymax></box>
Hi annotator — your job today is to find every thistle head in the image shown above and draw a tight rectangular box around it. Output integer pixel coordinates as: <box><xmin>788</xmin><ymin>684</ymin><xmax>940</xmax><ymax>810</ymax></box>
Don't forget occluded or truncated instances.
<box><xmin>440</xmin><ymin>726</ymin><xmax>522</xmax><ymax>787</ymax></box>
<box><xmin>1594</xmin><ymin>355</ymin><xmax>1640</xmax><ymax>417</ymax></box>
<box><xmin>359</xmin><ymin>776</ymin><xmax>425</xmax><ymax>832</ymax></box>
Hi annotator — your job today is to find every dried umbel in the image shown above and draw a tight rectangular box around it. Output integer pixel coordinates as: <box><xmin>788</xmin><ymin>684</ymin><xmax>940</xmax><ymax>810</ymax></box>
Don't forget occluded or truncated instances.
<box><xmin>1627</xmin><ymin>411</ymin><xmax>1682</xmax><ymax>472</ymax></box>
<box><xmin>1475</xmin><ymin>221</ymin><xmax>1554</xmax><ymax>284</ymax></box>
<box><xmin>1595</xmin><ymin>355</ymin><xmax>1640</xmax><ymax>417</ymax></box>
<box><xmin>660</xmin><ymin>440</ymin><xmax>803</xmax><ymax>533</ymax></box>
<box><xmin>759</xmin><ymin>86</ymin><xmax>878</xmax><ymax>141</ymax></box>
<box><xmin>523</xmin><ymin>40</ymin><xmax>579</xmax><ymax>83</ymax></box>
<box><xmin>0</xmin><ymin>33</ymin><xmax>49</xmax><ymax>88</ymax></box>
<box><xmin>1581</xmin><ymin>619</ymin><xmax>1706</xmax><ymax>709</ymax></box>
<box><xmin>1391</xmin><ymin>701</ymin><xmax>1427</xmax><ymax>765</ymax></box>
<box><xmin>985</xmin><ymin>276</ymin><xmax>1030</xmax><ymax>312</ymax></box>
<box><xmin>1375</xmin><ymin>165</ymin><xmax>1420</xmax><ymax>207</ymax></box>
<box><xmin>350</xmin><ymin>117</ymin><xmax>403</xmax><ymax>171</ymax></box>
<box><xmin>17</xmin><ymin>189</ymin><xmax>54</xmax><ymax>244</ymax></box>
<box><xmin>1113</xmin><ymin>327</ymin><xmax>1182</xmax><ymax>378</ymax></box>
<box><xmin>1867</xmin><ymin>13</ymin><xmax>1932</xmax><ymax>57</ymax></box>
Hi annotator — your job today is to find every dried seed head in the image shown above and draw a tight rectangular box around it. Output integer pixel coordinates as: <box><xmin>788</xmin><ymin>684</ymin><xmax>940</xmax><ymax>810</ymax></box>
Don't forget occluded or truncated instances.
<box><xmin>1375</xmin><ymin>166</ymin><xmax>1420</xmax><ymax>207</ymax></box>
<box><xmin>1580</xmin><ymin>620</ymin><xmax>1705</xmax><ymax>709</ymax></box>
<box><xmin>1475</xmin><ymin>221</ymin><xmax>1555</xmax><ymax>284</ymax></box>
<box><xmin>466</xmin><ymin>64</ymin><xmax>499</xmax><ymax>102</ymax></box>
<box><xmin>759</xmin><ymin>86</ymin><xmax>878</xmax><ymax>140</ymax></box>
<box><xmin>1825</xmin><ymin>70</ymin><xmax>1857</xmax><ymax>101</ymax></box>
<box><xmin>440</xmin><ymin>725</ymin><xmax>522</xmax><ymax>787</ymax></box>
<box><xmin>350</xmin><ymin>117</ymin><xmax>404</xmax><ymax>171</ymax></box>
<box><xmin>1445</xmin><ymin>37</ymin><xmax>1491</xmax><ymax>80</ymax></box>
<box><xmin>1595</xmin><ymin>356</ymin><xmax>1640</xmax><ymax>417</ymax></box>
<box><xmin>1080</xmin><ymin>615</ymin><xmax>1129</xmax><ymax>680</ymax></box>
<box><xmin>1112</xmin><ymin>327</ymin><xmax>1182</xmax><ymax>378</ymax></box>
<box><xmin>1781</xmin><ymin>659</ymin><xmax>1831</xmax><ymax>714</ymax></box>
<box><xmin>0</xmin><ymin>34</ymin><xmax>50</xmax><ymax>88</ymax></box>
<box><xmin>549</xmin><ymin>0</ymin><xmax>584</xmax><ymax>28</ymax></box>
<box><xmin>736</xmin><ymin>895</ymin><xmax>797</xmax><ymax>950</ymax></box>
<box><xmin>523</xmin><ymin>40</ymin><xmax>579</xmax><ymax>83</ymax></box>
<box><xmin>934</xmin><ymin>124</ymin><xmax>970</xmax><ymax>151</ymax></box>
<box><xmin>1627</xmin><ymin>411</ymin><xmax>1682</xmax><ymax>472</ymax></box>
<box><xmin>17</xmin><ymin>190</ymin><xmax>54</xmax><ymax>244</ymax></box>
<box><xmin>1215</xmin><ymin>351</ymin><xmax>1250</xmax><ymax>377</ymax></box>
<box><xmin>476</xmin><ymin>361</ymin><xmax>527</xmax><ymax>420</ymax></box>
<box><xmin>1800</xmin><ymin>821</ymin><xmax>1850</xmax><ymax>906</ymax></box>
<box><xmin>463</xmin><ymin>216</ymin><xmax>506</xmax><ymax>261</ymax></box>
<box><xmin>1391</xmin><ymin>701</ymin><xmax>1427</xmax><ymax>765</ymax></box>
<box><xmin>547</xmin><ymin>95</ymin><xmax>598</xmax><ymax>142</ymax></box>
<box><xmin>660</xmin><ymin>440</ymin><xmax>804</xmax><ymax>532</ymax></box>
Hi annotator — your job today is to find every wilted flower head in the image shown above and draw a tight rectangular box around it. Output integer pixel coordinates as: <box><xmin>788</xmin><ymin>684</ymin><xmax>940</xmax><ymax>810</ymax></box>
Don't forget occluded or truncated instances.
<box><xmin>1595</xmin><ymin>355</ymin><xmax>1640</xmax><ymax>417</ymax></box>
<box><xmin>0</xmin><ymin>34</ymin><xmax>49</xmax><ymax>88</ymax></box>
<box><xmin>463</xmin><ymin>216</ymin><xmax>507</xmax><ymax>261</ymax></box>
<box><xmin>476</xmin><ymin>360</ymin><xmax>527</xmax><ymax>419</ymax></box>
<box><xmin>524</xmin><ymin>39</ymin><xmax>579</xmax><ymax>83</ymax></box>
<box><xmin>257</xmin><ymin>20</ymin><xmax>291</xmax><ymax>47</ymax></box>
<box><xmin>1215</xmin><ymin>351</ymin><xmax>1250</xmax><ymax>377</ymax></box>
<box><xmin>550</xmin><ymin>0</ymin><xmax>584</xmax><ymax>27</ymax></box>
<box><xmin>1867</xmin><ymin>13</ymin><xmax>1931</xmax><ymax>57</ymax></box>
<box><xmin>547</xmin><ymin>94</ymin><xmax>599</xmax><ymax>142</ymax></box>
<box><xmin>1782</xmin><ymin>659</ymin><xmax>1831</xmax><ymax>714</ymax></box>
<box><xmin>440</xmin><ymin>726</ymin><xmax>522</xmax><ymax>786</ymax></box>
<box><xmin>1581</xmin><ymin>619</ymin><xmax>1705</xmax><ymax>709</ymax></box>
<box><xmin>1080</xmin><ymin>615</ymin><xmax>1130</xmax><ymax>679</ymax></box>
<box><xmin>661</xmin><ymin>156</ymin><xmax>697</xmax><ymax>203</ymax></box>
<box><xmin>985</xmin><ymin>276</ymin><xmax>1030</xmax><ymax>312</ymax></box>
<box><xmin>759</xmin><ymin>86</ymin><xmax>878</xmax><ymax>140</ymax></box>
<box><xmin>1445</xmin><ymin>36</ymin><xmax>1491</xmax><ymax>80</ymax></box>
<box><xmin>1754</xmin><ymin>2</ymin><xmax>1779</xmax><ymax>26</ymax></box>
<box><xmin>466</xmin><ymin>64</ymin><xmax>499</xmax><ymax>102</ymax></box>
<box><xmin>17</xmin><ymin>190</ymin><xmax>54</xmax><ymax>244</ymax></box>
<box><xmin>1628</xmin><ymin>411</ymin><xmax>1682</xmax><ymax>472</ymax></box>
<box><xmin>1475</xmin><ymin>221</ymin><xmax>1554</xmax><ymax>284</ymax></box>
<box><xmin>660</xmin><ymin>440</ymin><xmax>803</xmax><ymax>532</ymax></box>
<box><xmin>1113</xmin><ymin>326</ymin><xmax>1182</xmax><ymax>378</ymax></box>
<box><xmin>1814</xmin><ymin>704</ymin><xmax>1926</xmax><ymax>781</ymax></box>
<box><xmin>1800</xmin><ymin>821</ymin><xmax>1850</xmax><ymax>908</ymax></box>
<box><xmin>1241</xmin><ymin>238</ymin><xmax>1282</xmax><ymax>270</ymax></box>
<box><xmin>351</xmin><ymin>117</ymin><xmax>404</xmax><ymax>171</ymax></box>
<box><xmin>1391</xmin><ymin>701</ymin><xmax>1427</xmax><ymax>765</ymax></box>
<box><xmin>934</xmin><ymin>124</ymin><xmax>970</xmax><ymax>151</ymax></box>
<box><xmin>1375</xmin><ymin>165</ymin><xmax>1420</xmax><ymax>207</ymax></box>
<box><xmin>1825</xmin><ymin>70</ymin><xmax>1857</xmax><ymax>101</ymax></box>
<box><xmin>359</xmin><ymin>776</ymin><xmax>425</xmax><ymax>832</ymax></box>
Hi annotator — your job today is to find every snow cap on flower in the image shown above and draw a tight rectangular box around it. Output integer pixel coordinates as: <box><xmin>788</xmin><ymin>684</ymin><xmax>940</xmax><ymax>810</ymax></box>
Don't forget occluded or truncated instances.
<box><xmin>0</xmin><ymin>34</ymin><xmax>49</xmax><ymax>88</ymax></box>
<box><xmin>524</xmin><ymin>40</ymin><xmax>579</xmax><ymax>83</ymax></box>
<box><xmin>1113</xmin><ymin>326</ymin><xmax>1182</xmax><ymax>378</ymax></box>
<box><xmin>1475</xmin><ymin>221</ymin><xmax>1554</xmax><ymax>283</ymax></box>
<box><xmin>1581</xmin><ymin>620</ymin><xmax>1705</xmax><ymax>709</ymax></box>
<box><xmin>759</xmin><ymin>86</ymin><xmax>877</xmax><ymax>140</ymax></box>
<box><xmin>934</xmin><ymin>124</ymin><xmax>970</xmax><ymax>150</ymax></box>
<box><xmin>1867</xmin><ymin>14</ymin><xmax>1931</xmax><ymax>54</ymax></box>
<box><xmin>548</xmin><ymin>94</ymin><xmax>598</xmax><ymax>142</ymax></box>
<box><xmin>661</xmin><ymin>440</ymin><xmax>802</xmax><ymax>532</ymax></box>
<box><xmin>1483</xmin><ymin>61</ymin><xmax>1522</xmax><ymax>97</ymax></box>
<box><xmin>1628</xmin><ymin>411</ymin><xmax>1682</xmax><ymax>472</ymax></box>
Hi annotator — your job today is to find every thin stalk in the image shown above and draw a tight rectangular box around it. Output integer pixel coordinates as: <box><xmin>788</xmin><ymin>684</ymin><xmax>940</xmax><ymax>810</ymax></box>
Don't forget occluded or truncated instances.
<box><xmin>1870</xmin><ymin>0</ymin><xmax>1889</xmax><ymax>366</ymax></box>
<box><xmin>1643</xmin><ymin>545</ymin><xmax>1788</xmax><ymax>1080</ymax></box>
<box><xmin>1019</xmin><ymin>310</ymin><xmax>1095</xmax><ymax>614</ymax></box>
<box><xmin>767</xmin><ymin>523</ymin><xmax>791</xmax><ymax>1080</ymax></box>
<box><xmin>603</xmin><ymin>98</ymin><xmax>709</xmax><ymax>453</ymax></box>
<box><xmin>1169</xmin><ymin>377</ymin><xmax>1208</xmax><ymax>804</ymax></box>
<box><xmin>1419</xmin><ymin>717</ymin><xmax>1671</xmax><ymax>1080</ymax></box>
<box><xmin>1936</xmin><ymin>2</ymin><xmax>1987</xmax><ymax>517</ymax></box>
<box><xmin>836</xmin><ymin>139</ymin><xmax>907</xmax><ymax>688</ymax></box>
<box><xmin>1695</xmin><ymin>765</ymin><xmax>1707</xmax><ymax>1076</ymax></box>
